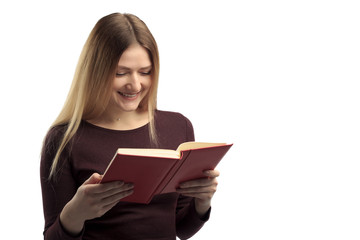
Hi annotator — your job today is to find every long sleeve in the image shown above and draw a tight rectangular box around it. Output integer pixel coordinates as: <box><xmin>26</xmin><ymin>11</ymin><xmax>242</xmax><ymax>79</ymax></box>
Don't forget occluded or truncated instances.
<box><xmin>176</xmin><ymin>195</ymin><xmax>211</xmax><ymax>239</ymax></box>
<box><xmin>40</xmin><ymin>127</ymin><xmax>84</xmax><ymax>240</ymax></box>
<box><xmin>175</xmin><ymin>114</ymin><xmax>211</xmax><ymax>239</ymax></box>
<box><xmin>39</xmin><ymin>111</ymin><xmax>211</xmax><ymax>239</ymax></box>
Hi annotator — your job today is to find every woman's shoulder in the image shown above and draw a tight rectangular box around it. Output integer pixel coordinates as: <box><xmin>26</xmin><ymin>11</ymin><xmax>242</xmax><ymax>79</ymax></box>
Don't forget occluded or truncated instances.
<box><xmin>155</xmin><ymin>110</ymin><xmax>195</xmax><ymax>142</ymax></box>
<box><xmin>43</xmin><ymin>124</ymin><xmax>68</xmax><ymax>150</ymax></box>
<box><xmin>40</xmin><ymin>124</ymin><xmax>69</xmax><ymax>170</ymax></box>
<box><xmin>46</xmin><ymin>124</ymin><xmax>67</xmax><ymax>140</ymax></box>
<box><xmin>155</xmin><ymin>110</ymin><xmax>193</xmax><ymax>125</ymax></box>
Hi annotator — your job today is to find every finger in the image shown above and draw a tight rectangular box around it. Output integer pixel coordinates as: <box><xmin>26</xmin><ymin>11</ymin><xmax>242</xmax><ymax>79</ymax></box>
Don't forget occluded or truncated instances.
<box><xmin>178</xmin><ymin>192</ymin><xmax>214</xmax><ymax>200</ymax></box>
<box><xmin>203</xmin><ymin>169</ymin><xmax>220</xmax><ymax>178</ymax></box>
<box><xmin>100</xmin><ymin>189</ymin><xmax>133</xmax><ymax>214</ymax></box>
<box><xmin>177</xmin><ymin>185</ymin><xmax>217</xmax><ymax>195</ymax></box>
<box><xmin>83</xmin><ymin>173</ymin><xmax>103</xmax><ymax>185</ymax></box>
<box><xmin>90</xmin><ymin>188</ymin><xmax>134</xmax><ymax>218</ymax></box>
<box><xmin>85</xmin><ymin>181</ymin><xmax>126</xmax><ymax>194</ymax></box>
<box><xmin>100</xmin><ymin>201</ymin><xmax>119</xmax><ymax>215</ymax></box>
<box><xmin>179</xmin><ymin>178</ymin><xmax>217</xmax><ymax>188</ymax></box>
<box><xmin>100</xmin><ymin>183</ymin><xmax>134</xmax><ymax>198</ymax></box>
<box><xmin>101</xmin><ymin>188</ymin><xmax>134</xmax><ymax>206</ymax></box>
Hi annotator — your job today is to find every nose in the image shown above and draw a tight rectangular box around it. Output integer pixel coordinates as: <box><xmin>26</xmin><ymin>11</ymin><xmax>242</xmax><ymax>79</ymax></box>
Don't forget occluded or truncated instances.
<box><xmin>126</xmin><ymin>72</ymin><xmax>141</xmax><ymax>92</ymax></box>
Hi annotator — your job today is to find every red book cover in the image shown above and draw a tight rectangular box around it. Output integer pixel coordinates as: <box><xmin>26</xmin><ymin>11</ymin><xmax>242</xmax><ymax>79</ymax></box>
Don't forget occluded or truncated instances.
<box><xmin>160</xmin><ymin>144</ymin><xmax>233</xmax><ymax>194</ymax></box>
<box><xmin>100</xmin><ymin>142</ymin><xmax>233</xmax><ymax>204</ymax></box>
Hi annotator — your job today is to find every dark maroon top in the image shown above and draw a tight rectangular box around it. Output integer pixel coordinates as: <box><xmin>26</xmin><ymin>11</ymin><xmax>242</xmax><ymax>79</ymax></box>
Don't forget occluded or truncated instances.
<box><xmin>40</xmin><ymin>110</ymin><xmax>210</xmax><ymax>240</ymax></box>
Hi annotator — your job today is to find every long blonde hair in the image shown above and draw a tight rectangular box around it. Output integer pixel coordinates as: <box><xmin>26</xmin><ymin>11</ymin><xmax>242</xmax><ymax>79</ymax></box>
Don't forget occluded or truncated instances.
<box><xmin>48</xmin><ymin>13</ymin><xmax>159</xmax><ymax>179</ymax></box>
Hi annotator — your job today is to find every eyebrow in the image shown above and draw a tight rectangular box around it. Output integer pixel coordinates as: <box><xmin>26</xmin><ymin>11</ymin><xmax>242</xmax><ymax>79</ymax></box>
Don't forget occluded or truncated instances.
<box><xmin>117</xmin><ymin>65</ymin><xmax>152</xmax><ymax>71</ymax></box>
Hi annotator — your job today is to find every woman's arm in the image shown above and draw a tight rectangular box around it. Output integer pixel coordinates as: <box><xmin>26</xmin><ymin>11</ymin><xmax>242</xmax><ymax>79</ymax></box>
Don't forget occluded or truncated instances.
<box><xmin>177</xmin><ymin>169</ymin><xmax>220</xmax><ymax>217</ymax></box>
<box><xmin>175</xmin><ymin>194</ymin><xmax>211</xmax><ymax>239</ymax></box>
<box><xmin>41</xmin><ymin>169</ymin><xmax>133</xmax><ymax>239</ymax></box>
<box><xmin>174</xmin><ymin>169</ymin><xmax>218</xmax><ymax>239</ymax></box>
<box><xmin>59</xmin><ymin>173</ymin><xmax>134</xmax><ymax>236</ymax></box>
<box><xmin>174</xmin><ymin>115</ymin><xmax>215</xmax><ymax>239</ymax></box>
<box><xmin>40</xmin><ymin>127</ymin><xmax>81</xmax><ymax>239</ymax></box>
<box><xmin>40</xmin><ymin>128</ymin><xmax>133</xmax><ymax>239</ymax></box>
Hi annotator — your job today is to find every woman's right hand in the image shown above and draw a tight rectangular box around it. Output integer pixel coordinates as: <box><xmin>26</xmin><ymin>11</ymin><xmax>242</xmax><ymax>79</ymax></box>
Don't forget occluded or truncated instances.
<box><xmin>60</xmin><ymin>173</ymin><xmax>134</xmax><ymax>236</ymax></box>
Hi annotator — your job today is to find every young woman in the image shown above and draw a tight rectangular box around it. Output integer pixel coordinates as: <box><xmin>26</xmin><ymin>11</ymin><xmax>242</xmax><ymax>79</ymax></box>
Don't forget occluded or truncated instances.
<box><xmin>40</xmin><ymin>13</ymin><xmax>220</xmax><ymax>240</ymax></box>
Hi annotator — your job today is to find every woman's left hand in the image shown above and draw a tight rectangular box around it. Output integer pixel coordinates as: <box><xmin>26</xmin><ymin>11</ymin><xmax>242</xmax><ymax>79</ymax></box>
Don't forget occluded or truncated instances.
<box><xmin>176</xmin><ymin>169</ymin><xmax>220</xmax><ymax>217</ymax></box>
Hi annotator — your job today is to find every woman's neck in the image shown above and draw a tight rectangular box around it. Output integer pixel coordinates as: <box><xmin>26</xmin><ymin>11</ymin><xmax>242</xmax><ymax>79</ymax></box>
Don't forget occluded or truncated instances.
<box><xmin>88</xmin><ymin>109</ymin><xmax>149</xmax><ymax>131</ymax></box>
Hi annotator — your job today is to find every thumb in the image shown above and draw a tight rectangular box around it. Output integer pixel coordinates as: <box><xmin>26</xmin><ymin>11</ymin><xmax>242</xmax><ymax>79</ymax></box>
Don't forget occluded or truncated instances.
<box><xmin>83</xmin><ymin>173</ymin><xmax>103</xmax><ymax>185</ymax></box>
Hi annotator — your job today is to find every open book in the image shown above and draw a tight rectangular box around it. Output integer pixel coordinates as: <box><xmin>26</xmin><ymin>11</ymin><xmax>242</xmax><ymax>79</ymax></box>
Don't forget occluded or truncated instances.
<box><xmin>100</xmin><ymin>142</ymin><xmax>233</xmax><ymax>204</ymax></box>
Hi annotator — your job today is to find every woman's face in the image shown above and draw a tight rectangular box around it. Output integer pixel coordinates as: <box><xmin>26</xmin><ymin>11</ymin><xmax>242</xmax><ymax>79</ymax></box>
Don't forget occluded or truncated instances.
<box><xmin>110</xmin><ymin>44</ymin><xmax>152</xmax><ymax>113</ymax></box>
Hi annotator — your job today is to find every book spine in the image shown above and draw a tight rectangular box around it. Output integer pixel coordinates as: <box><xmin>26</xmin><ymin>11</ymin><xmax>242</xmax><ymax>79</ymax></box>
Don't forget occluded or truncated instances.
<box><xmin>158</xmin><ymin>150</ymin><xmax>192</xmax><ymax>194</ymax></box>
<box><xmin>149</xmin><ymin>153</ymin><xmax>184</xmax><ymax>197</ymax></box>
<box><xmin>161</xmin><ymin>144</ymin><xmax>233</xmax><ymax>194</ymax></box>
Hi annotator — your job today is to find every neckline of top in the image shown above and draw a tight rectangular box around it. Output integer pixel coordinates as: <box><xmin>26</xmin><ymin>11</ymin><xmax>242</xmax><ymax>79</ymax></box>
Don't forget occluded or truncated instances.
<box><xmin>82</xmin><ymin>120</ymin><xmax>149</xmax><ymax>133</ymax></box>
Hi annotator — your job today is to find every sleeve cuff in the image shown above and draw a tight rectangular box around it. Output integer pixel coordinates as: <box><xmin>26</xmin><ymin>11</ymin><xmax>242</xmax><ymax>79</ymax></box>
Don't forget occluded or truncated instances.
<box><xmin>197</xmin><ymin>206</ymin><xmax>211</xmax><ymax>222</ymax></box>
<box><xmin>191</xmin><ymin>199</ymin><xmax>211</xmax><ymax>222</ymax></box>
<box><xmin>58</xmin><ymin>215</ymin><xmax>85</xmax><ymax>239</ymax></box>
<box><xmin>44</xmin><ymin>215</ymin><xmax>84</xmax><ymax>240</ymax></box>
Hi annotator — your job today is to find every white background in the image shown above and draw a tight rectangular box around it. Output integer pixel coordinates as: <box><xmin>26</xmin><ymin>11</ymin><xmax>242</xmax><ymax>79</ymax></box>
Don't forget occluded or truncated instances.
<box><xmin>1</xmin><ymin>0</ymin><xmax>359</xmax><ymax>239</ymax></box>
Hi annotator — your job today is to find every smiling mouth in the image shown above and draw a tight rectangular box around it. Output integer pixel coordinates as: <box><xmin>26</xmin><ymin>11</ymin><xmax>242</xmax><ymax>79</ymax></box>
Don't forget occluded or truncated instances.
<box><xmin>118</xmin><ymin>91</ymin><xmax>140</xmax><ymax>98</ymax></box>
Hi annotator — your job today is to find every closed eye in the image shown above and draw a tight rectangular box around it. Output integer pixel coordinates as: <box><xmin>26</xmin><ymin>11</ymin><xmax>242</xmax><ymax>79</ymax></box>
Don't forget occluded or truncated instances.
<box><xmin>140</xmin><ymin>71</ymin><xmax>151</xmax><ymax>76</ymax></box>
<box><xmin>116</xmin><ymin>73</ymin><xmax>127</xmax><ymax>77</ymax></box>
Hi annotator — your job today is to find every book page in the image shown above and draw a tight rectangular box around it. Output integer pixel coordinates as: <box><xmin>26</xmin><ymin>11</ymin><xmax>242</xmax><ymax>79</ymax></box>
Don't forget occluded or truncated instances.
<box><xmin>117</xmin><ymin>148</ymin><xmax>180</xmax><ymax>159</ymax></box>
<box><xmin>176</xmin><ymin>142</ymin><xmax>227</xmax><ymax>152</ymax></box>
